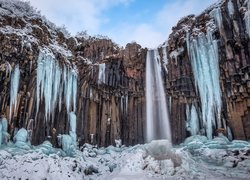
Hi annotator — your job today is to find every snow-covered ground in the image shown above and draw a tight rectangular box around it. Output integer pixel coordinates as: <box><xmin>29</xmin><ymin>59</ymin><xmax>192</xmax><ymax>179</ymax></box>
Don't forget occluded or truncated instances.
<box><xmin>0</xmin><ymin>135</ymin><xmax>250</xmax><ymax>180</ymax></box>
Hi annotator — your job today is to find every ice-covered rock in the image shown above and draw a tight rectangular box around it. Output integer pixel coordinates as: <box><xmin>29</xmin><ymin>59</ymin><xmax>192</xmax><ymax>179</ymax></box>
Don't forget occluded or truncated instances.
<box><xmin>183</xmin><ymin>135</ymin><xmax>208</xmax><ymax>150</ymax></box>
<box><xmin>13</xmin><ymin>128</ymin><xmax>30</xmax><ymax>149</ymax></box>
<box><xmin>69</xmin><ymin>112</ymin><xmax>77</xmax><ymax>145</ymax></box>
<box><xmin>144</xmin><ymin>140</ymin><xmax>174</xmax><ymax>161</ymax></box>
<box><xmin>144</xmin><ymin>140</ymin><xmax>182</xmax><ymax>167</ymax></box>
<box><xmin>60</xmin><ymin>134</ymin><xmax>75</xmax><ymax>156</ymax></box>
<box><xmin>37</xmin><ymin>141</ymin><xmax>55</xmax><ymax>155</ymax></box>
<box><xmin>84</xmin><ymin>165</ymin><xmax>99</xmax><ymax>175</ymax></box>
<box><xmin>115</xmin><ymin>139</ymin><xmax>122</xmax><ymax>148</ymax></box>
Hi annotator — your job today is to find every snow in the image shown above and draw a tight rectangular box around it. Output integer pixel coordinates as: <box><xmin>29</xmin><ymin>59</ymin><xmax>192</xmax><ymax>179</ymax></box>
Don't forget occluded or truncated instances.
<box><xmin>169</xmin><ymin>47</ymin><xmax>184</xmax><ymax>65</ymax></box>
<box><xmin>0</xmin><ymin>137</ymin><xmax>249</xmax><ymax>180</ymax></box>
<box><xmin>0</xmin><ymin>0</ymin><xmax>37</xmax><ymax>18</ymax></box>
<box><xmin>9</xmin><ymin>65</ymin><xmax>20</xmax><ymax>121</ymax></box>
<box><xmin>210</xmin><ymin>7</ymin><xmax>223</xmax><ymax>33</ymax></box>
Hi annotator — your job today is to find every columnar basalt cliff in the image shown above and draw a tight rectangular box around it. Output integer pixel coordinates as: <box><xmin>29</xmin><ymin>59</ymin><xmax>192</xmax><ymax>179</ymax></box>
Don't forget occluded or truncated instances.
<box><xmin>0</xmin><ymin>0</ymin><xmax>250</xmax><ymax>147</ymax></box>
<box><xmin>166</xmin><ymin>0</ymin><xmax>250</xmax><ymax>143</ymax></box>
<box><xmin>0</xmin><ymin>0</ymin><xmax>147</xmax><ymax>147</ymax></box>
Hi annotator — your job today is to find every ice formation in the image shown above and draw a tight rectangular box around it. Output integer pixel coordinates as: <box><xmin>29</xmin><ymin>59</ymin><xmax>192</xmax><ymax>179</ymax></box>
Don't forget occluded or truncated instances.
<box><xmin>162</xmin><ymin>47</ymin><xmax>168</xmax><ymax>73</ymax></box>
<box><xmin>187</xmin><ymin>31</ymin><xmax>222</xmax><ymax>139</ymax></box>
<box><xmin>245</xmin><ymin>0</ymin><xmax>250</xmax><ymax>37</ymax></box>
<box><xmin>9</xmin><ymin>65</ymin><xmax>20</xmax><ymax>121</ymax></box>
<box><xmin>1</xmin><ymin>136</ymin><xmax>249</xmax><ymax>179</ymax></box>
<box><xmin>13</xmin><ymin>128</ymin><xmax>30</xmax><ymax>149</ymax></box>
<box><xmin>0</xmin><ymin>118</ymin><xmax>7</xmax><ymax>145</ymax></box>
<box><xmin>98</xmin><ymin>63</ymin><xmax>106</xmax><ymax>84</ymax></box>
<box><xmin>227</xmin><ymin>0</ymin><xmax>234</xmax><ymax>16</ymax></box>
<box><xmin>69</xmin><ymin>112</ymin><xmax>77</xmax><ymax>144</ymax></box>
<box><xmin>36</xmin><ymin>51</ymin><xmax>78</xmax><ymax>121</ymax></box>
<box><xmin>186</xmin><ymin>104</ymin><xmax>199</xmax><ymax>136</ymax></box>
<box><xmin>146</xmin><ymin>49</ymin><xmax>171</xmax><ymax>143</ymax></box>
<box><xmin>210</xmin><ymin>7</ymin><xmax>223</xmax><ymax>33</ymax></box>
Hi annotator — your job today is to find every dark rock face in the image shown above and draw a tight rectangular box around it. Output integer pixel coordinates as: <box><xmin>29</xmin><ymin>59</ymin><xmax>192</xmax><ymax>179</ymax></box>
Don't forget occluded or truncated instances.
<box><xmin>0</xmin><ymin>1</ymin><xmax>147</xmax><ymax>147</ymax></box>
<box><xmin>166</xmin><ymin>0</ymin><xmax>250</xmax><ymax>143</ymax></box>
<box><xmin>0</xmin><ymin>0</ymin><xmax>250</xmax><ymax>147</ymax></box>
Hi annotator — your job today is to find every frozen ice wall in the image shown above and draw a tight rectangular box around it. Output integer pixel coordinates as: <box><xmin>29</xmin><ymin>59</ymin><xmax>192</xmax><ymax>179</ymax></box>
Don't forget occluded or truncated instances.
<box><xmin>36</xmin><ymin>51</ymin><xmax>78</xmax><ymax>121</ymax></box>
<box><xmin>9</xmin><ymin>65</ymin><xmax>20</xmax><ymax>121</ymax></box>
<box><xmin>146</xmin><ymin>49</ymin><xmax>171</xmax><ymax>143</ymax></box>
<box><xmin>186</xmin><ymin>104</ymin><xmax>199</xmax><ymax>136</ymax></box>
<box><xmin>187</xmin><ymin>30</ymin><xmax>222</xmax><ymax>139</ymax></box>
<box><xmin>69</xmin><ymin>112</ymin><xmax>76</xmax><ymax>144</ymax></box>
<box><xmin>245</xmin><ymin>0</ymin><xmax>250</xmax><ymax>37</ymax></box>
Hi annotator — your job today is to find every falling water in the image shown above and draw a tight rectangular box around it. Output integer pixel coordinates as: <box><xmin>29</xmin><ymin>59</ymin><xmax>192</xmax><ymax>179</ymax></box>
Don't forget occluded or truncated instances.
<box><xmin>146</xmin><ymin>49</ymin><xmax>171</xmax><ymax>143</ymax></box>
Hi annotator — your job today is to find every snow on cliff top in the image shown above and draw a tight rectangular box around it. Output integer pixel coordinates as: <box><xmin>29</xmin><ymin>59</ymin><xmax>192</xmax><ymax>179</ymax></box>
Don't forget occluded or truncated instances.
<box><xmin>0</xmin><ymin>0</ymin><xmax>73</xmax><ymax>58</ymax></box>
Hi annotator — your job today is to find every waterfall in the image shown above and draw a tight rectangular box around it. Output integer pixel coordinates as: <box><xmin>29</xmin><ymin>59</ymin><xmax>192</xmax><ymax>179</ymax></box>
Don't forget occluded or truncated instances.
<box><xmin>146</xmin><ymin>49</ymin><xmax>171</xmax><ymax>143</ymax></box>
<box><xmin>9</xmin><ymin>65</ymin><xmax>20</xmax><ymax>121</ymax></box>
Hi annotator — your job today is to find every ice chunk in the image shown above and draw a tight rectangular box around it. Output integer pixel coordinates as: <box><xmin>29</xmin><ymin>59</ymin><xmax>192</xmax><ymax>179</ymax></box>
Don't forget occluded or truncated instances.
<box><xmin>0</xmin><ymin>117</ymin><xmax>9</xmax><ymax>145</ymax></box>
<box><xmin>37</xmin><ymin>141</ymin><xmax>54</xmax><ymax>155</ymax></box>
<box><xmin>144</xmin><ymin>140</ymin><xmax>172</xmax><ymax>160</ymax></box>
<box><xmin>14</xmin><ymin>128</ymin><xmax>28</xmax><ymax>143</ymax></box>
<box><xmin>14</xmin><ymin>128</ymin><xmax>30</xmax><ymax>149</ymax></box>
<box><xmin>61</xmin><ymin>134</ymin><xmax>75</xmax><ymax>156</ymax></box>
<box><xmin>115</xmin><ymin>139</ymin><xmax>122</xmax><ymax>148</ymax></box>
<box><xmin>9</xmin><ymin>65</ymin><xmax>20</xmax><ymax>121</ymax></box>
<box><xmin>184</xmin><ymin>135</ymin><xmax>208</xmax><ymax>145</ymax></box>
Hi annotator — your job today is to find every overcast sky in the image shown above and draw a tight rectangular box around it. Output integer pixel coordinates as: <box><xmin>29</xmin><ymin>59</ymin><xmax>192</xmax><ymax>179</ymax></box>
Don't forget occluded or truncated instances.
<box><xmin>28</xmin><ymin>0</ymin><xmax>218</xmax><ymax>48</ymax></box>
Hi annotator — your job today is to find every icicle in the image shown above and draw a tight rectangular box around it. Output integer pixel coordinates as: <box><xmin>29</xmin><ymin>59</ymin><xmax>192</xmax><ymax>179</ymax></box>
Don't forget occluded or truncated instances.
<box><xmin>244</xmin><ymin>0</ymin><xmax>250</xmax><ymax>37</ymax></box>
<box><xmin>69</xmin><ymin>112</ymin><xmax>77</xmax><ymax>144</ymax></box>
<box><xmin>9</xmin><ymin>65</ymin><xmax>20</xmax><ymax>121</ymax></box>
<box><xmin>189</xmin><ymin>105</ymin><xmax>199</xmax><ymax>136</ymax></box>
<box><xmin>187</xmin><ymin>31</ymin><xmax>222</xmax><ymax>139</ymax></box>
<box><xmin>227</xmin><ymin>0</ymin><xmax>234</xmax><ymax>16</ymax></box>
<box><xmin>210</xmin><ymin>7</ymin><xmax>223</xmax><ymax>33</ymax></box>
<box><xmin>5</xmin><ymin>62</ymin><xmax>12</xmax><ymax>78</ymax></box>
<box><xmin>64</xmin><ymin>68</ymin><xmax>77</xmax><ymax>113</ymax></box>
<box><xmin>227</xmin><ymin>126</ymin><xmax>233</xmax><ymax>141</ymax></box>
<box><xmin>162</xmin><ymin>47</ymin><xmax>168</xmax><ymax>73</ymax></box>
<box><xmin>98</xmin><ymin>63</ymin><xmax>106</xmax><ymax>84</ymax></box>
<box><xmin>36</xmin><ymin>51</ymin><xmax>78</xmax><ymax>121</ymax></box>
